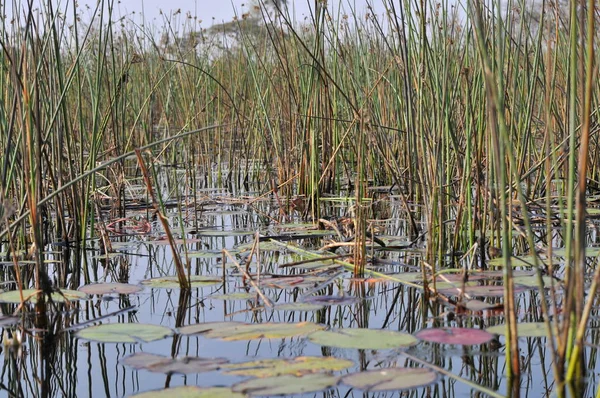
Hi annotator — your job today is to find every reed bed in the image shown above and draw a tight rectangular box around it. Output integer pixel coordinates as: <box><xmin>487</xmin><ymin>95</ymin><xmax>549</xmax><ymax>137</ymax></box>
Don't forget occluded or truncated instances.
<box><xmin>0</xmin><ymin>0</ymin><xmax>599</xmax><ymax>396</ymax></box>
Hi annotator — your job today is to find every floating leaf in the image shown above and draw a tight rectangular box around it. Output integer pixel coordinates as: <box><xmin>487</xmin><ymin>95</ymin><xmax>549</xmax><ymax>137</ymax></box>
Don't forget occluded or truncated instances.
<box><xmin>91</xmin><ymin>252</ymin><xmax>124</xmax><ymax>260</ymax></box>
<box><xmin>130</xmin><ymin>386</ymin><xmax>244</xmax><ymax>398</ymax></box>
<box><xmin>237</xmin><ymin>241</ymin><xmax>285</xmax><ymax>252</ymax></box>
<box><xmin>196</xmin><ymin>229</ymin><xmax>254</xmax><ymax>237</ymax></box>
<box><xmin>487</xmin><ymin>322</ymin><xmax>552</xmax><ymax>338</ymax></box>
<box><xmin>488</xmin><ymin>256</ymin><xmax>544</xmax><ymax>267</ymax></box>
<box><xmin>187</xmin><ymin>250</ymin><xmax>224</xmax><ymax>259</ymax></box>
<box><xmin>122</xmin><ymin>352</ymin><xmax>228</xmax><ymax>374</ymax></box>
<box><xmin>210</xmin><ymin>292</ymin><xmax>257</xmax><ymax>301</ymax></box>
<box><xmin>232</xmin><ymin>373</ymin><xmax>339</xmax><ymax>396</ymax></box>
<box><xmin>0</xmin><ymin>289</ymin><xmax>87</xmax><ymax>304</ymax></box>
<box><xmin>551</xmin><ymin>247</ymin><xmax>600</xmax><ymax>257</ymax></box>
<box><xmin>275</xmin><ymin>303</ymin><xmax>325</xmax><ymax>312</ymax></box>
<box><xmin>223</xmin><ymin>356</ymin><xmax>353</xmax><ymax>377</ymax></box>
<box><xmin>341</xmin><ymin>368</ymin><xmax>437</xmax><ymax>391</ymax></box>
<box><xmin>462</xmin><ymin>299</ymin><xmax>499</xmax><ymax>311</ymax></box>
<box><xmin>78</xmin><ymin>283</ymin><xmax>143</xmax><ymax>295</ymax></box>
<box><xmin>179</xmin><ymin>321</ymin><xmax>325</xmax><ymax>341</ymax></box>
<box><xmin>260</xmin><ymin>276</ymin><xmax>329</xmax><ymax>290</ymax></box>
<box><xmin>438</xmin><ymin>284</ymin><xmax>529</xmax><ymax>297</ymax></box>
<box><xmin>512</xmin><ymin>275</ymin><xmax>557</xmax><ymax>288</ymax></box>
<box><xmin>141</xmin><ymin>275</ymin><xmax>222</xmax><ymax>289</ymax></box>
<box><xmin>76</xmin><ymin>323</ymin><xmax>173</xmax><ymax>343</ymax></box>
<box><xmin>430</xmin><ymin>281</ymin><xmax>479</xmax><ymax>290</ymax></box>
<box><xmin>373</xmin><ymin>273</ymin><xmax>422</xmax><ymax>283</ymax></box>
<box><xmin>272</xmin><ymin>222</ymin><xmax>318</xmax><ymax>230</ymax></box>
<box><xmin>179</xmin><ymin>322</ymin><xmax>243</xmax><ymax>336</ymax></box>
<box><xmin>415</xmin><ymin>328</ymin><xmax>494</xmax><ymax>345</ymax></box>
<box><xmin>0</xmin><ymin>316</ymin><xmax>19</xmax><ymax>327</ymax></box>
<box><xmin>308</xmin><ymin>328</ymin><xmax>418</xmax><ymax>349</ymax></box>
<box><xmin>301</xmin><ymin>295</ymin><xmax>362</xmax><ymax>306</ymax></box>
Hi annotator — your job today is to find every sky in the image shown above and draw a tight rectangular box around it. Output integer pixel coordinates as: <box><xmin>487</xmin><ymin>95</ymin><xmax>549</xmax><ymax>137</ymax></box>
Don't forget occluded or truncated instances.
<box><xmin>4</xmin><ymin>1</ymin><xmax>384</xmax><ymax>28</ymax></box>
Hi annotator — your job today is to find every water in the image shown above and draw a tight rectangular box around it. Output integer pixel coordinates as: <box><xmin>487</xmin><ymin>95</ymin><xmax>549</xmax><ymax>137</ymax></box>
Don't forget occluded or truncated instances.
<box><xmin>2</xmin><ymin>174</ymin><xmax>600</xmax><ymax>397</ymax></box>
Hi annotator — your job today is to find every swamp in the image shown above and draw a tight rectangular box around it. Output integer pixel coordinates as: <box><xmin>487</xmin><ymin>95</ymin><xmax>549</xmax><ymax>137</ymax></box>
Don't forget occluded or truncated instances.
<box><xmin>1</xmin><ymin>0</ymin><xmax>600</xmax><ymax>396</ymax></box>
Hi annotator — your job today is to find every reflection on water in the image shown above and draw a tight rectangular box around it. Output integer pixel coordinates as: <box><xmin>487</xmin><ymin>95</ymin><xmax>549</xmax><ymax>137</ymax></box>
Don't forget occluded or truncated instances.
<box><xmin>1</xmin><ymin>177</ymin><xmax>600</xmax><ymax>397</ymax></box>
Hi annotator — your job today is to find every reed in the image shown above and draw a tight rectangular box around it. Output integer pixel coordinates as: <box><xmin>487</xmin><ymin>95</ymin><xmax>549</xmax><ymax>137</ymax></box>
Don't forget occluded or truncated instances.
<box><xmin>0</xmin><ymin>0</ymin><xmax>598</xmax><ymax>395</ymax></box>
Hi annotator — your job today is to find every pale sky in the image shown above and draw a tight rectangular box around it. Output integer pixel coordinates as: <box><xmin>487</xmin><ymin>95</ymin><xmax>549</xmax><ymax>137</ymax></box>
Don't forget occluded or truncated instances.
<box><xmin>4</xmin><ymin>1</ymin><xmax>383</xmax><ymax>28</ymax></box>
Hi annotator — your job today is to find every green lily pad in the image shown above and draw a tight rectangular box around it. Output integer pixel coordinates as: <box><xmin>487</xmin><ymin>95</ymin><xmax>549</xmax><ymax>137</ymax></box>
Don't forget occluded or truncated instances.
<box><xmin>76</xmin><ymin>323</ymin><xmax>173</xmax><ymax>343</ymax></box>
<box><xmin>196</xmin><ymin>229</ymin><xmax>254</xmax><ymax>237</ymax></box>
<box><xmin>187</xmin><ymin>250</ymin><xmax>224</xmax><ymax>259</ymax></box>
<box><xmin>130</xmin><ymin>386</ymin><xmax>244</xmax><ymax>398</ymax></box>
<box><xmin>438</xmin><ymin>284</ymin><xmax>530</xmax><ymax>297</ymax></box>
<box><xmin>512</xmin><ymin>275</ymin><xmax>556</xmax><ymax>288</ymax></box>
<box><xmin>260</xmin><ymin>276</ymin><xmax>329</xmax><ymax>290</ymax></box>
<box><xmin>78</xmin><ymin>283</ymin><xmax>143</xmax><ymax>295</ymax></box>
<box><xmin>374</xmin><ymin>273</ymin><xmax>423</xmax><ymax>283</ymax></box>
<box><xmin>232</xmin><ymin>373</ymin><xmax>339</xmax><ymax>396</ymax></box>
<box><xmin>272</xmin><ymin>222</ymin><xmax>318</xmax><ymax>230</ymax></box>
<box><xmin>122</xmin><ymin>352</ymin><xmax>228</xmax><ymax>374</ymax></box>
<box><xmin>275</xmin><ymin>303</ymin><xmax>325</xmax><ymax>312</ymax></box>
<box><xmin>0</xmin><ymin>289</ymin><xmax>87</xmax><ymax>304</ymax></box>
<box><xmin>146</xmin><ymin>238</ymin><xmax>202</xmax><ymax>246</ymax></box>
<box><xmin>141</xmin><ymin>275</ymin><xmax>222</xmax><ymax>289</ymax></box>
<box><xmin>237</xmin><ymin>241</ymin><xmax>285</xmax><ymax>252</ymax></box>
<box><xmin>210</xmin><ymin>292</ymin><xmax>257</xmax><ymax>300</ymax></box>
<box><xmin>430</xmin><ymin>281</ymin><xmax>479</xmax><ymax>290</ymax></box>
<box><xmin>462</xmin><ymin>299</ymin><xmax>499</xmax><ymax>311</ymax></box>
<box><xmin>179</xmin><ymin>321</ymin><xmax>325</xmax><ymax>341</ymax></box>
<box><xmin>488</xmin><ymin>256</ymin><xmax>544</xmax><ymax>267</ymax></box>
<box><xmin>308</xmin><ymin>328</ymin><xmax>418</xmax><ymax>349</ymax></box>
<box><xmin>223</xmin><ymin>356</ymin><xmax>354</xmax><ymax>377</ymax></box>
<box><xmin>301</xmin><ymin>295</ymin><xmax>362</xmax><ymax>306</ymax></box>
<box><xmin>415</xmin><ymin>328</ymin><xmax>495</xmax><ymax>345</ymax></box>
<box><xmin>341</xmin><ymin>368</ymin><xmax>438</xmax><ymax>391</ymax></box>
<box><xmin>551</xmin><ymin>247</ymin><xmax>600</xmax><ymax>257</ymax></box>
<box><xmin>487</xmin><ymin>322</ymin><xmax>553</xmax><ymax>338</ymax></box>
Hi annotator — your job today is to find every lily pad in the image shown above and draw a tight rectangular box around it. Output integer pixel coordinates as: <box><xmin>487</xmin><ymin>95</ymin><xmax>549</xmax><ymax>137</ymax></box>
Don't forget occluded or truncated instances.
<box><xmin>78</xmin><ymin>283</ymin><xmax>143</xmax><ymax>295</ymax></box>
<box><xmin>179</xmin><ymin>321</ymin><xmax>326</xmax><ymax>341</ymax></box>
<box><xmin>130</xmin><ymin>386</ymin><xmax>244</xmax><ymax>398</ymax></box>
<box><xmin>76</xmin><ymin>323</ymin><xmax>173</xmax><ymax>343</ymax></box>
<box><xmin>237</xmin><ymin>241</ymin><xmax>285</xmax><ymax>252</ymax></box>
<box><xmin>461</xmin><ymin>299</ymin><xmax>499</xmax><ymax>311</ymax></box>
<box><xmin>341</xmin><ymin>368</ymin><xmax>438</xmax><ymax>391</ymax></box>
<box><xmin>371</xmin><ymin>272</ymin><xmax>423</xmax><ymax>284</ymax></box>
<box><xmin>275</xmin><ymin>303</ymin><xmax>325</xmax><ymax>312</ymax></box>
<box><xmin>308</xmin><ymin>328</ymin><xmax>418</xmax><ymax>349</ymax></box>
<box><xmin>415</xmin><ymin>328</ymin><xmax>495</xmax><ymax>345</ymax></box>
<box><xmin>0</xmin><ymin>316</ymin><xmax>19</xmax><ymax>327</ymax></box>
<box><xmin>301</xmin><ymin>295</ymin><xmax>362</xmax><ymax>306</ymax></box>
<box><xmin>223</xmin><ymin>356</ymin><xmax>353</xmax><ymax>377</ymax></box>
<box><xmin>512</xmin><ymin>275</ymin><xmax>557</xmax><ymax>288</ymax></box>
<box><xmin>187</xmin><ymin>250</ymin><xmax>224</xmax><ymax>259</ymax></box>
<box><xmin>122</xmin><ymin>352</ymin><xmax>228</xmax><ymax>374</ymax></box>
<box><xmin>260</xmin><ymin>276</ymin><xmax>329</xmax><ymax>290</ymax></box>
<box><xmin>0</xmin><ymin>289</ymin><xmax>87</xmax><ymax>304</ymax></box>
<box><xmin>232</xmin><ymin>373</ymin><xmax>339</xmax><ymax>396</ymax></box>
<box><xmin>210</xmin><ymin>292</ymin><xmax>257</xmax><ymax>301</ymax></box>
<box><xmin>438</xmin><ymin>284</ymin><xmax>529</xmax><ymax>297</ymax></box>
<box><xmin>141</xmin><ymin>275</ymin><xmax>222</xmax><ymax>289</ymax></box>
<box><xmin>488</xmin><ymin>256</ymin><xmax>544</xmax><ymax>267</ymax></box>
<box><xmin>487</xmin><ymin>322</ymin><xmax>552</xmax><ymax>338</ymax></box>
<box><xmin>91</xmin><ymin>252</ymin><xmax>124</xmax><ymax>260</ymax></box>
<box><xmin>196</xmin><ymin>229</ymin><xmax>254</xmax><ymax>237</ymax></box>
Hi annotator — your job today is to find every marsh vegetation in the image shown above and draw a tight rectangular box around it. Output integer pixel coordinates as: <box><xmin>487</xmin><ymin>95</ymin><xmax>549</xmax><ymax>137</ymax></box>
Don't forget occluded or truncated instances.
<box><xmin>0</xmin><ymin>0</ymin><xmax>599</xmax><ymax>396</ymax></box>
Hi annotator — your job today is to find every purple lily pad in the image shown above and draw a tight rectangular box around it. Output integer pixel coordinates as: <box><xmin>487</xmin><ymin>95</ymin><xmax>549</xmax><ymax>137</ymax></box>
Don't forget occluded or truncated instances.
<box><xmin>415</xmin><ymin>327</ymin><xmax>495</xmax><ymax>345</ymax></box>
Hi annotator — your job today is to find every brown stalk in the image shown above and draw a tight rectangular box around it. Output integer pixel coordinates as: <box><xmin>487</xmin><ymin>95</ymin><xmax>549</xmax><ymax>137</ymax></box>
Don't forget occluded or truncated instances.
<box><xmin>134</xmin><ymin>149</ymin><xmax>189</xmax><ymax>289</ymax></box>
